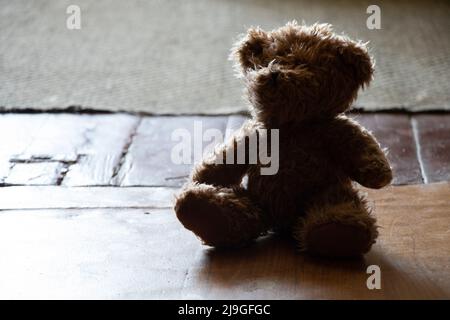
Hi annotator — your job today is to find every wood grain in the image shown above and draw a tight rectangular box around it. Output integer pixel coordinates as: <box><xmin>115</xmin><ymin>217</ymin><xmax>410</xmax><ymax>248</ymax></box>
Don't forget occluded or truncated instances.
<box><xmin>412</xmin><ymin>114</ymin><xmax>450</xmax><ymax>183</ymax></box>
<box><xmin>4</xmin><ymin>162</ymin><xmax>67</xmax><ymax>185</ymax></box>
<box><xmin>62</xmin><ymin>114</ymin><xmax>140</xmax><ymax>186</ymax></box>
<box><xmin>116</xmin><ymin>116</ymin><xmax>229</xmax><ymax>187</ymax></box>
<box><xmin>0</xmin><ymin>183</ymin><xmax>448</xmax><ymax>299</ymax></box>
<box><xmin>2</xmin><ymin>113</ymin><xmax>450</xmax><ymax>187</ymax></box>
<box><xmin>0</xmin><ymin>186</ymin><xmax>175</xmax><ymax>210</ymax></box>
<box><xmin>0</xmin><ymin>208</ymin><xmax>195</xmax><ymax>299</ymax></box>
<box><xmin>0</xmin><ymin>114</ymin><xmax>50</xmax><ymax>184</ymax></box>
<box><xmin>0</xmin><ymin>114</ymin><xmax>140</xmax><ymax>186</ymax></box>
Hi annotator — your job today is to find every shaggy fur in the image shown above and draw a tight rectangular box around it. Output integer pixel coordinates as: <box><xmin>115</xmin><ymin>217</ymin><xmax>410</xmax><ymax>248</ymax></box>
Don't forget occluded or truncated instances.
<box><xmin>175</xmin><ymin>21</ymin><xmax>392</xmax><ymax>257</ymax></box>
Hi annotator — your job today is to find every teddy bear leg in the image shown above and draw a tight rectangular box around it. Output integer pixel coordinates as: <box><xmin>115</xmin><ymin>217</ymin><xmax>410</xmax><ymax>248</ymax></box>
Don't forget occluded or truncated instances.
<box><xmin>175</xmin><ymin>183</ymin><xmax>266</xmax><ymax>248</ymax></box>
<box><xmin>293</xmin><ymin>185</ymin><xmax>378</xmax><ymax>258</ymax></box>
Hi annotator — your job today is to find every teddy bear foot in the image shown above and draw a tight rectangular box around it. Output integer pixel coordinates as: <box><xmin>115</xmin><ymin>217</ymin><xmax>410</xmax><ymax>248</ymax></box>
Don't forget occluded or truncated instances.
<box><xmin>294</xmin><ymin>202</ymin><xmax>378</xmax><ymax>258</ymax></box>
<box><xmin>175</xmin><ymin>183</ymin><xmax>265</xmax><ymax>248</ymax></box>
<box><xmin>303</xmin><ymin>222</ymin><xmax>374</xmax><ymax>258</ymax></box>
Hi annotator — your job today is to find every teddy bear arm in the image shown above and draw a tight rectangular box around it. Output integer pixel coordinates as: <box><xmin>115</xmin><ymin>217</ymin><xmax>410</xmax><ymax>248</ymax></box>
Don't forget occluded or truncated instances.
<box><xmin>349</xmin><ymin>137</ymin><xmax>393</xmax><ymax>189</ymax></box>
<box><xmin>192</xmin><ymin>159</ymin><xmax>248</xmax><ymax>187</ymax></box>
<box><xmin>191</xmin><ymin>134</ymin><xmax>250</xmax><ymax>187</ymax></box>
<box><xmin>331</xmin><ymin>118</ymin><xmax>393</xmax><ymax>189</ymax></box>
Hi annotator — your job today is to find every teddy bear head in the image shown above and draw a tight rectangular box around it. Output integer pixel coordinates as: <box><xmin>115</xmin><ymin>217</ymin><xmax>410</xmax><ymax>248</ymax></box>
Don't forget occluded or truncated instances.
<box><xmin>231</xmin><ymin>21</ymin><xmax>374</xmax><ymax>126</ymax></box>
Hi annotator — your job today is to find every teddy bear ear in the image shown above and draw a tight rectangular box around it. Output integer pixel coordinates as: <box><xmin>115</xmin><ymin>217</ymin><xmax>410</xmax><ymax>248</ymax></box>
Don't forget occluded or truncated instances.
<box><xmin>310</xmin><ymin>22</ymin><xmax>334</xmax><ymax>36</ymax></box>
<box><xmin>230</xmin><ymin>27</ymin><xmax>272</xmax><ymax>73</ymax></box>
<box><xmin>339</xmin><ymin>42</ymin><xmax>374</xmax><ymax>87</ymax></box>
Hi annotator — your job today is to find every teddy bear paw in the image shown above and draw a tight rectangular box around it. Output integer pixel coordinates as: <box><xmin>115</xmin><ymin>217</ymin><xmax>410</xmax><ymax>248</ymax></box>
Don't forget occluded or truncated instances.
<box><xmin>303</xmin><ymin>222</ymin><xmax>376</xmax><ymax>258</ymax></box>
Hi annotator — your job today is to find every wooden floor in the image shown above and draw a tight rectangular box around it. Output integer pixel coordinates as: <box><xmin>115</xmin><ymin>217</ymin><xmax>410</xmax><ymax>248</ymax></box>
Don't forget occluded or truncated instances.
<box><xmin>0</xmin><ymin>112</ymin><xmax>449</xmax><ymax>299</ymax></box>
<box><xmin>1</xmin><ymin>112</ymin><xmax>450</xmax><ymax>187</ymax></box>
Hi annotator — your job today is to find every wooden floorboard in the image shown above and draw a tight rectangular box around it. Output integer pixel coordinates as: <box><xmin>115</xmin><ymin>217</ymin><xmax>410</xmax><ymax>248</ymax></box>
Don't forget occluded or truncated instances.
<box><xmin>115</xmin><ymin>116</ymin><xmax>229</xmax><ymax>187</ymax></box>
<box><xmin>0</xmin><ymin>183</ymin><xmax>448</xmax><ymax>299</ymax></box>
<box><xmin>0</xmin><ymin>208</ymin><xmax>192</xmax><ymax>299</ymax></box>
<box><xmin>0</xmin><ymin>114</ymin><xmax>140</xmax><ymax>186</ymax></box>
<box><xmin>412</xmin><ymin>114</ymin><xmax>450</xmax><ymax>183</ymax></box>
<box><xmin>0</xmin><ymin>114</ymin><xmax>51</xmax><ymax>184</ymax></box>
<box><xmin>4</xmin><ymin>162</ymin><xmax>67</xmax><ymax>185</ymax></box>
<box><xmin>0</xmin><ymin>186</ymin><xmax>175</xmax><ymax>210</ymax></box>
<box><xmin>61</xmin><ymin>114</ymin><xmax>140</xmax><ymax>186</ymax></box>
<box><xmin>1</xmin><ymin>112</ymin><xmax>450</xmax><ymax>187</ymax></box>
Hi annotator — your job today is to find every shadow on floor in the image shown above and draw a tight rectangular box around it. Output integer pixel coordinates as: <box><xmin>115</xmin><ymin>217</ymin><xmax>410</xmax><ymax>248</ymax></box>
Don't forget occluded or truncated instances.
<box><xmin>184</xmin><ymin>234</ymin><xmax>446</xmax><ymax>299</ymax></box>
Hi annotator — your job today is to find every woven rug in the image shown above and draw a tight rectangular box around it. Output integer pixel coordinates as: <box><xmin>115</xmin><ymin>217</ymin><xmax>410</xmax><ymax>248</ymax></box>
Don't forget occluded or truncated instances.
<box><xmin>1</xmin><ymin>0</ymin><xmax>449</xmax><ymax>113</ymax></box>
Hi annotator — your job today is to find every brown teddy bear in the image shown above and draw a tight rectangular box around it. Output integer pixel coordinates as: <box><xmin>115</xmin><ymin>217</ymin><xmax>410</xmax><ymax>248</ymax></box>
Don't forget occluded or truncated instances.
<box><xmin>175</xmin><ymin>21</ymin><xmax>392</xmax><ymax>257</ymax></box>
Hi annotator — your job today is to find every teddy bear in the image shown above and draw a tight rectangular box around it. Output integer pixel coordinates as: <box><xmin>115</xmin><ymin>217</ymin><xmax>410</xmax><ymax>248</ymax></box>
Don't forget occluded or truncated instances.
<box><xmin>175</xmin><ymin>21</ymin><xmax>392</xmax><ymax>257</ymax></box>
